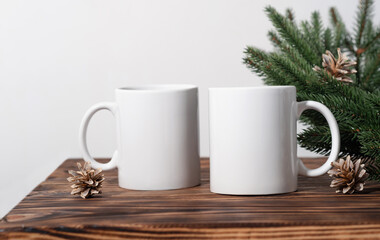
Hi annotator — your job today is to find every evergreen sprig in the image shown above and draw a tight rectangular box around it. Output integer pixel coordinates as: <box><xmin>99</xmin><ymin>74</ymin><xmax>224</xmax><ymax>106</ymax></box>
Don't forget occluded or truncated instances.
<box><xmin>243</xmin><ymin>0</ymin><xmax>380</xmax><ymax>181</ymax></box>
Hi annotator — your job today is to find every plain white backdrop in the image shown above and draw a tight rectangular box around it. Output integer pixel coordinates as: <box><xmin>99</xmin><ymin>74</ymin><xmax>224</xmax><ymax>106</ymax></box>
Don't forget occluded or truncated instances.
<box><xmin>1</xmin><ymin>0</ymin><xmax>379</xmax><ymax>218</ymax></box>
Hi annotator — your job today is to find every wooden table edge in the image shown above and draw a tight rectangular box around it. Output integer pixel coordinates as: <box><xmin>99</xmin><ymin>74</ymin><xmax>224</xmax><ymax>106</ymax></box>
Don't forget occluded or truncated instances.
<box><xmin>2</xmin><ymin>222</ymin><xmax>380</xmax><ymax>239</ymax></box>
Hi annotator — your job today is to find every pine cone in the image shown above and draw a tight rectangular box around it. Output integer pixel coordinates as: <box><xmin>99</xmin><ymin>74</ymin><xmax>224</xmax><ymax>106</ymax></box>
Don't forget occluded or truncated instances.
<box><xmin>313</xmin><ymin>48</ymin><xmax>357</xmax><ymax>83</ymax></box>
<box><xmin>67</xmin><ymin>161</ymin><xmax>105</xmax><ymax>199</ymax></box>
<box><xmin>328</xmin><ymin>156</ymin><xmax>369</xmax><ymax>194</ymax></box>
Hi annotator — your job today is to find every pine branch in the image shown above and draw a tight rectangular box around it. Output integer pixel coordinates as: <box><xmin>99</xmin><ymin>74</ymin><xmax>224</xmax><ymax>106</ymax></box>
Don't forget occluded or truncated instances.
<box><xmin>359</xmin><ymin>22</ymin><xmax>380</xmax><ymax>71</ymax></box>
<box><xmin>297</xmin><ymin>90</ymin><xmax>377</xmax><ymax>127</ymax></box>
<box><xmin>329</xmin><ymin>7</ymin><xmax>344</xmax><ymax>50</ymax></box>
<box><xmin>311</xmin><ymin>11</ymin><xmax>325</xmax><ymax>56</ymax></box>
<box><xmin>298</xmin><ymin>126</ymin><xmax>362</xmax><ymax>157</ymax></box>
<box><xmin>269</xmin><ymin>52</ymin><xmax>312</xmax><ymax>90</ymax></box>
<box><xmin>285</xmin><ymin>8</ymin><xmax>295</xmax><ymax>23</ymax></box>
<box><xmin>243</xmin><ymin>47</ymin><xmax>290</xmax><ymax>85</ymax></box>
<box><xmin>344</xmin><ymin>36</ymin><xmax>356</xmax><ymax>57</ymax></box>
<box><xmin>362</xmin><ymin>157</ymin><xmax>380</xmax><ymax>181</ymax></box>
<box><xmin>354</xmin><ymin>0</ymin><xmax>374</xmax><ymax>85</ymax></box>
<box><xmin>361</xmin><ymin>30</ymin><xmax>380</xmax><ymax>54</ymax></box>
<box><xmin>334</xmin><ymin>26</ymin><xmax>345</xmax><ymax>54</ymax></box>
<box><xmin>323</xmin><ymin>28</ymin><xmax>333</xmax><ymax>51</ymax></box>
<box><xmin>243</xmin><ymin>47</ymin><xmax>269</xmax><ymax>77</ymax></box>
<box><xmin>298</xmin><ymin>126</ymin><xmax>334</xmax><ymax>155</ymax></box>
<box><xmin>300</xmin><ymin>21</ymin><xmax>324</xmax><ymax>60</ymax></box>
<box><xmin>265</xmin><ymin>6</ymin><xmax>320</xmax><ymax>65</ymax></box>
<box><xmin>244</xmin><ymin>3</ymin><xmax>380</xmax><ymax>181</ymax></box>
<box><xmin>362</xmin><ymin>50</ymin><xmax>380</xmax><ymax>89</ymax></box>
<box><xmin>329</xmin><ymin>7</ymin><xmax>339</xmax><ymax>27</ymax></box>
<box><xmin>358</xmin><ymin>127</ymin><xmax>380</xmax><ymax>181</ymax></box>
<box><xmin>278</xmin><ymin>44</ymin><xmax>315</xmax><ymax>76</ymax></box>
<box><xmin>268</xmin><ymin>30</ymin><xmax>282</xmax><ymax>48</ymax></box>
<box><xmin>329</xmin><ymin>7</ymin><xmax>355</xmax><ymax>55</ymax></box>
<box><xmin>358</xmin><ymin>129</ymin><xmax>380</xmax><ymax>160</ymax></box>
<box><xmin>355</xmin><ymin>0</ymin><xmax>373</xmax><ymax>47</ymax></box>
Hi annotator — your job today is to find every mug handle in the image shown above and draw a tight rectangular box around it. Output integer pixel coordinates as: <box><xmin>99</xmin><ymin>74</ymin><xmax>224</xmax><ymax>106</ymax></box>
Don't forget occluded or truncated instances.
<box><xmin>79</xmin><ymin>102</ymin><xmax>119</xmax><ymax>170</ymax></box>
<box><xmin>297</xmin><ymin>101</ymin><xmax>340</xmax><ymax>177</ymax></box>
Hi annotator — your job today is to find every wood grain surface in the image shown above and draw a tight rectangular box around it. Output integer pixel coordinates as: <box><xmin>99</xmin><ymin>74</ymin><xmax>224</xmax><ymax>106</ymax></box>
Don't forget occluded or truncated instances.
<box><xmin>1</xmin><ymin>158</ymin><xmax>380</xmax><ymax>239</ymax></box>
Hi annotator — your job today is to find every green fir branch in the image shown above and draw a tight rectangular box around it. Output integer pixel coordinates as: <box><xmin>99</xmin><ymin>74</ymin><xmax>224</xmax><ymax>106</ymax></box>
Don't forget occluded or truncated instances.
<box><xmin>311</xmin><ymin>11</ymin><xmax>325</xmax><ymax>56</ymax></box>
<box><xmin>244</xmin><ymin>2</ymin><xmax>380</xmax><ymax>181</ymax></box>
<box><xmin>362</xmin><ymin>30</ymin><xmax>380</xmax><ymax>54</ymax></box>
<box><xmin>355</xmin><ymin>0</ymin><xmax>373</xmax><ymax>47</ymax></box>
<box><xmin>268</xmin><ymin>30</ymin><xmax>283</xmax><ymax>48</ymax></box>
<box><xmin>354</xmin><ymin>0</ymin><xmax>374</xmax><ymax>85</ymax></box>
<box><xmin>300</xmin><ymin>21</ymin><xmax>324</xmax><ymax>60</ymax></box>
<box><xmin>265</xmin><ymin>6</ymin><xmax>320</xmax><ymax>65</ymax></box>
<box><xmin>323</xmin><ymin>28</ymin><xmax>333</xmax><ymax>52</ymax></box>
<box><xmin>329</xmin><ymin>7</ymin><xmax>355</xmax><ymax>55</ymax></box>
<box><xmin>362</xmin><ymin>50</ymin><xmax>380</xmax><ymax>90</ymax></box>
<box><xmin>329</xmin><ymin>7</ymin><xmax>345</xmax><ymax>50</ymax></box>
<box><xmin>285</xmin><ymin>8</ymin><xmax>295</xmax><ymax>23</ymax></box>
<box><xmin>243</xmin><ymin>47</ymin><xmax>289</xmax><ymax>85</ymax></box>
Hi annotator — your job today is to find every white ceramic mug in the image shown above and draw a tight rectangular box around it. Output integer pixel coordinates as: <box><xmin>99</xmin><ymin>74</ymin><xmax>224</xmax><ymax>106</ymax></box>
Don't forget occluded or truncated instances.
<box><xmin>79</xmin><ymin>85</ymin><xmax>200</xmax><ymax>190</ymax></box>
<box><xmin>209</xmin><ymin>86</ymin><xmax>340</xmax><ymax>195</ymax></box>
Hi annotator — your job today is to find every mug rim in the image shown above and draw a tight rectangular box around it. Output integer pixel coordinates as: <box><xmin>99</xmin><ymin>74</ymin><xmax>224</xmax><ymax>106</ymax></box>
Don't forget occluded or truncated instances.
<box><xmin>117</xmin><ymin>84</ymin><xmax>197</xmax><ymax>92</ymax></box>
<box><xmin>209</xmin><ymin>85</ymin><xmax>295</xmax><ymax>91</ymax></box>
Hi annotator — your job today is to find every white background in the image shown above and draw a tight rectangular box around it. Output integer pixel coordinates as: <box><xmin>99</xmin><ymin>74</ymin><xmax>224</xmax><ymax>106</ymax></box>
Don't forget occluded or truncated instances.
<box><xmin>1</xmin><ymin>0</ymin><xmax>379</xmax><ymax>219</ymax></box>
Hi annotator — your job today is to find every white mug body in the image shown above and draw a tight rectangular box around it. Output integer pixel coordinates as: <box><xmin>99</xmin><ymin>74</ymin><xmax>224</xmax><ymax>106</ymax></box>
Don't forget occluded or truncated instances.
<box><xmin>115</xmin><ymin>85</ymin><xmax>200</xmax><ymax>190</ymax></box>
<box><xmin>80</xmin><ymin>84</ymin><xmax>200</xmax><ymax>191</ymax></box>
<box><xmin>209</xmin><ymin>85</ymin><xmax>340</xmax><ymax>195</ymax></box>
<box><xmin>209</xmin><ymin>86</ymin><xmax>298</xmax><ymax>195</ymax></box>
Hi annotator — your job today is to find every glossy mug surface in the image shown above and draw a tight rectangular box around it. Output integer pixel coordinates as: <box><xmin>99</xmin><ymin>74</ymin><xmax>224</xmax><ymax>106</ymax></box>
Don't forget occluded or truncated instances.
<box><xmin>79</xmin><ymin>85</ymin><xmax>200</xmax><ymax>190</ymax></box>
<box><xmin>209</xmin><ymin>86</ymin><xmax>340</xmax><ymax>195</ymax></box>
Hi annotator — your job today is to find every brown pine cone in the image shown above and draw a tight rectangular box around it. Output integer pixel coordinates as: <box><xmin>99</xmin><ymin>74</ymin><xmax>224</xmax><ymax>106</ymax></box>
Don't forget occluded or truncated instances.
<box><xmin>67</xmin><ymin>161</ymin><xmax>105</xmax><ymax>199</ymax></box>
<box><xmin>313</xmin><ymin>48</ymin><xmax>357</xmax><ymax>83</ymax></box>
<box><xmin>328</xmin><ymin>156</ymin><xmax>369</xmax><ymax>194</ymax></box>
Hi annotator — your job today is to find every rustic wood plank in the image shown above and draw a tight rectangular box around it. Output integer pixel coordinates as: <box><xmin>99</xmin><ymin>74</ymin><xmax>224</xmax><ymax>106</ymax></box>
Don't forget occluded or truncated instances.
<box><xmin>1</xmin><ymin>158</ymin><xmax>380</xmax><ymax>239</ymax></box>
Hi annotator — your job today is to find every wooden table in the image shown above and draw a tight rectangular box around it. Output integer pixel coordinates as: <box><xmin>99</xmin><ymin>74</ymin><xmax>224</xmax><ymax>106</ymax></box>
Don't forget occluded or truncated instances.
<box><xmin>1</xmin><ymin>158</ymin><xmax>380</xmax><ymax>239</ymax></box>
